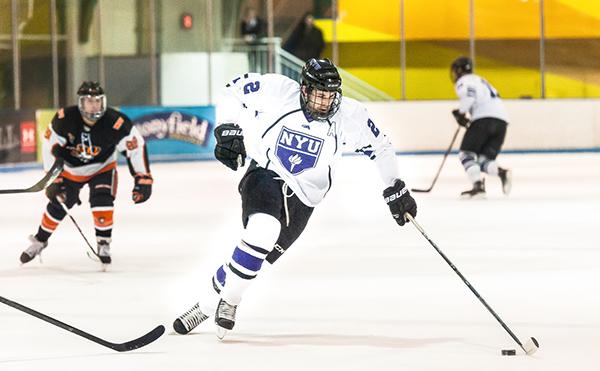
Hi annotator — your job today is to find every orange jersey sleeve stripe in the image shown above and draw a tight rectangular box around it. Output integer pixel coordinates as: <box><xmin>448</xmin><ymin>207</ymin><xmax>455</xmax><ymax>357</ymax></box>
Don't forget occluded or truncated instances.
<box><xmin>113</xmin><ymin>117</ymin><xmax>124</xmax><ymax>130</ymax></box>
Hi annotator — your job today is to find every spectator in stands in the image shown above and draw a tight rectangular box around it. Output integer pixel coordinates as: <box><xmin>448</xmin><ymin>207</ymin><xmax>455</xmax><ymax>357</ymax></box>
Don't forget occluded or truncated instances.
<box><xmin>284</xmin><ymin>13</ymin><xmax>325</xmax><ymax>62</ymax></box>
<box><xmin>240</xmin><ymin>7</ymin><xmax>266</xmax><ymax>72</ymax></box>
<box><xmin>240</xmin><ymin>7</ymin><xmax>265</xmax><ymax>43</ymax></box>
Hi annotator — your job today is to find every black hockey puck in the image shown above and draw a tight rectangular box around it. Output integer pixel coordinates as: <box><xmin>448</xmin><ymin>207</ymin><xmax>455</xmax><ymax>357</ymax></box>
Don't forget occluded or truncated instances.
<box><xmin>501</xmin><ymin>349</ymin><xmax>516</xmax><ymax>356</ymax></box>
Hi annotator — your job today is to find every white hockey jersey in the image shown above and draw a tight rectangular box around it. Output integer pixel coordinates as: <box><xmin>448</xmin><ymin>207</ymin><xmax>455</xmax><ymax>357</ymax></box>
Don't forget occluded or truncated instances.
<box><xmin>216</xmin><ymin>73</ymin><xmax>400</xmax><ymax>207</ymax></box>
<box><xmin>454</xmin><ymin>74</ymin><xmax>508</xmax><ymax>122</ymax></box>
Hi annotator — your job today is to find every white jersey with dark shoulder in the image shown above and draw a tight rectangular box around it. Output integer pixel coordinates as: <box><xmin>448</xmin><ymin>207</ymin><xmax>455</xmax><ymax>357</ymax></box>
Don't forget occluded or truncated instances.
<box><xmin>454</xmin><ymin>73</ymin><xmax>508</xmax><ymax>122</ymax></box>
<box><xmin>216</xmin><ymin>73</ymin><xmax>400</xmax><ymax>207</ymax></box>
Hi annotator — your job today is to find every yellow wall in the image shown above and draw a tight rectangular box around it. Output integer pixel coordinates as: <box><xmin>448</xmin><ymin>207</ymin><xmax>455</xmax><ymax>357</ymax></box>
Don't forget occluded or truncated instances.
<box><xmin>318</xmin><ymin>0</ymin><xmax>600</xmax><ymax>41</ymax></box>
<box><xmin>315</xmin><ymin>0</ymin><xmax>600</xmax><ymax>99</ymax></box>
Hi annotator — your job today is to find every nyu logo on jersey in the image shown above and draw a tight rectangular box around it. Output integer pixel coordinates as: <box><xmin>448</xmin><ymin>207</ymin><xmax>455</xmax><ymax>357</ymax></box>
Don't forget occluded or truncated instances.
<box><xmin>275</xmin><ymin>127</ymin><xmax>323</xmax><ymax>175</ymax></box>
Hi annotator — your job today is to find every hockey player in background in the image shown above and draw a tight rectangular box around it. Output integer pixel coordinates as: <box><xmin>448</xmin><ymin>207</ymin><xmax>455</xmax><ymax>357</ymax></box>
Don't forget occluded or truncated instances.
<box><xmin>450</xmin><ymin>56</ymin><xmax>512</xmax><ymax>198</ymax></box>
<box><xmin>20</xmin><ymin>81</ymin><xmax>152</xmax><ymax>266</ymax></box>
<box><xmin>173</xmin><ymin>58</ymin><xmax>418</xmax><ymax>339</ymax></box>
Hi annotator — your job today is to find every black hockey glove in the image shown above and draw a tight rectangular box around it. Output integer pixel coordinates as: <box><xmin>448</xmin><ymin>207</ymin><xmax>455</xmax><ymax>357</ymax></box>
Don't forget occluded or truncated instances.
<box><xmin>45</xmin><ymin>177</ymin><xmax>67</xmax><ymax>201</ymax></box>
<box><xmin>132</xmin><ymin>174</ymin><xmax>153</xmax><ymax>204</ymax></box>
<box><xmin>452</xmin><ymin>109</ymin><xmax>470</xmax><ymax>128</ymax></box>
<box><xmin>383</xmin><ymin>179</ymin><xmax>417</xmax><ymax>227</ymax></box>
<box><xmin>45</xmin><ymin>177</ymin><xmax>81</xmax><ymax>206</ymax></box>
<box><xmin>214</xmin><ymin>123</ymin><xmax>246</xmax><ymax>171</ymax></box>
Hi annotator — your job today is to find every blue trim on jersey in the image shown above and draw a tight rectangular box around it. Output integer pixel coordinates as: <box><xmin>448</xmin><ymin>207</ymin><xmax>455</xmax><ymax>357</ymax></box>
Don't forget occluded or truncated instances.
<box><xmin>261</xmin><ymin>109</ymin><xmax>302</xmax><ymax>139</ymax></box>
<box><xmin>232</xmin><ymin>247</ymin><xmax>264</xmax><ymax>272</ymax></box>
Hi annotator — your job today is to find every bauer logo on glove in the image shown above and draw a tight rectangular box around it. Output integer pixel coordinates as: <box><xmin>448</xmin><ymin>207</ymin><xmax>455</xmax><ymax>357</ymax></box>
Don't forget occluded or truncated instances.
<box><xmin>214</xmin><ymin>123</ymin><xmax>246</xmax><ymax>171</ymax></box>
<box><xmin>383</xmin><ymin>179</ymin><xmax>417</xmax><ymax>226</ymax></box>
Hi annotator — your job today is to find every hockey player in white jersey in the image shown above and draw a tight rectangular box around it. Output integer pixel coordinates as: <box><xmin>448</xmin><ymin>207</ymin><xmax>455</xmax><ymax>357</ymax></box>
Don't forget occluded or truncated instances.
<box><xmin>173</xmin><ymin>58</ymin><xmax>417</xmax><ymax>338</ymax></box>
<box><xmin>450</xmin><ymin>56</ymin><xmax>512</xmax><ymax>198</ymax></box>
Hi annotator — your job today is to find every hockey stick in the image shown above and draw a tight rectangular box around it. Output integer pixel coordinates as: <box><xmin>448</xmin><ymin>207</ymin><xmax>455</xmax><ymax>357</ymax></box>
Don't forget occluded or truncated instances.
<box><xmin>411</xmin><ymin>127</ymin><xmax>460</xmax><ymax>193</ymax></box>
<box><xmin>0</xmin><ymin>159</ymin><xmax>64</xmax><ymax>195</ymax></box>
<box><xmin>404</xmin><ymin>213</ymin><xmax>539</xmax><ymax>355</ymax></box>
<box><xmin>58</xmin><ymin>199</ymin><xmax>102</xmax><ymax>262</ymax></box>
<box><xmin>0</xmin><ymin>295</ymin><xmax>165</xmax><ymax>352</ymax></box>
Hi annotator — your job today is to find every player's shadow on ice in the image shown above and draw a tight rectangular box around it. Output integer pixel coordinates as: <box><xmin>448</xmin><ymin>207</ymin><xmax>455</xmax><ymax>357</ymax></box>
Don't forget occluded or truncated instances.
<box><xmin>222</xmin><ymin>333</ymin><xmax>458</xmax><ymax>348</ymax></box>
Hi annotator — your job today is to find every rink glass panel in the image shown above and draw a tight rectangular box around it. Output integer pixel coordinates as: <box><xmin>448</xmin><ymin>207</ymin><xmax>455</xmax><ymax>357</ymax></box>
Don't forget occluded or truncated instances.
<box><xmin>544</xmin><ymin>1</ymin><xmax>600</xmax><ymax>98</ymax></box>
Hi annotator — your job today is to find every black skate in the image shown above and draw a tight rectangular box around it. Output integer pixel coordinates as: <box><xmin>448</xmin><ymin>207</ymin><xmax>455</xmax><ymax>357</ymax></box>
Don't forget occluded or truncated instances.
<box><xmin>97</xmin><ymin>238</ymin><xmax>111</xmax><ymax>265</ymax></box>
<box><xmin>215</xmin><ymin>299</ymin><xmax>237</xmax><ymax>340</ymax></box>
<box><xmin>461</xmin><ymin>180</ymin><xmax>486</xmax><ymax>199</ymax></box>
<box><xmin>498</xmin><ymin>167</ymin><xmax>512</xmax><ymax>195</ymax></box>
<box><xmin>173</xmin><ymin>302</ymin><xmax>210</xmax><ymax>335</ymax></box>
<box><xmin>20</xmin><ymin>235</ymin><xmax>48</xmax><ymax>264</ymax></box>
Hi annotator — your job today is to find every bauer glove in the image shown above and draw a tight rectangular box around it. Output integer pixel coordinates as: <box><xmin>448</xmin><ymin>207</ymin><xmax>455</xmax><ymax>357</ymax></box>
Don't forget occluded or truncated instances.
<box><xmin>383</xmin><ymin>179</ymin><xmax>417</xmax><ymax>227</ymax></box>
<box><xmin>214</xmin><ymin>123</ymin><xmax>246</xmax><ymax>171</ymax></box>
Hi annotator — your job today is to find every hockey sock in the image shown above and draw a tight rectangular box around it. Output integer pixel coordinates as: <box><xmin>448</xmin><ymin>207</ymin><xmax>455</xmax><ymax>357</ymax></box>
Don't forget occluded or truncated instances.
<box><xmin>218</xmin><ymin>213</ymin><xmax>281</xmax><ymax>305</ymax></box>
<box><xmin>36</xmin><ymin>202</ymin><xmax>67</xmax><ymax>242</ymax></box>
<box><xmin>459</xmin><ymin>151</ymin><xmax>482</xmax><ymax>184</ymax></box>
<box><xmin>479</xmin><ymin>156</ymin><xmax>499</xmax><ymax>176</ymax></box>
<box><xmin>92</xmin><ymin>207</ymin><xmax>113</xmax><ymax>238</ymax></box>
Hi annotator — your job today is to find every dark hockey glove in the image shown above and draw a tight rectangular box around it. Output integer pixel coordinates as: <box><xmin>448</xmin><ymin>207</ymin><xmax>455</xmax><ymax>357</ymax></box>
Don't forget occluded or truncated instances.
<box><xmin>214</xmin><ymin>123</ymin><xmax>246</xmax><ymax>171</ymax></box>
<box><xmin>45</xmin><ymin>177</ymin><xmax>67</xmax><ymax>201</ymax></box>
<box><xmin>383</xmin><ymin>179</ymin><xmax>417</xmax><ymax>227</ymax></box>
<box><xmin>132</xmin><ymin>174</ymin><xmax>153</xmax><ymax>204</ymax></box>
<box><xmin>45</xmin><ymin>177</ymin><xmax>81</xmax><ymax>206</ymax></box>
<box><xmin>452</xmin><ymin>109</ymin><xmax>470</xmax><ymax>128</ymax></box>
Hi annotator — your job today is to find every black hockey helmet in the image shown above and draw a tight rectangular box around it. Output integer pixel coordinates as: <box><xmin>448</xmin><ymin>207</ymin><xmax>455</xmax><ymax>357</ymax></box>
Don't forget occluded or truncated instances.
<box><xmin>300</xmin><ymin>58</ymin><xmax>342</xmax><ymax>121</ymax></box>
<box><xmin>450</xmin><ymin>56</ymin><xmax>473</xmax><ymax>83</ymax></box>
<box><xmin>77</xmin><ymin>81</ymin><xmax>106</xmax><ymax>123</ymax></box>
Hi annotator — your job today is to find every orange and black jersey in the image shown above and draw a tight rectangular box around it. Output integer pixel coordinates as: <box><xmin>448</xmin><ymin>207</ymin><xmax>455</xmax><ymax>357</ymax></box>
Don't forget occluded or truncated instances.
<box><xmin>48</xmin><ymin>106</ymin><xmax>133</xmax><ymax>167</ymax></box>
<box><xmin>42</xmin><ymin>106</ymin><xmax>150</xmax><ymax>178</ymax></box>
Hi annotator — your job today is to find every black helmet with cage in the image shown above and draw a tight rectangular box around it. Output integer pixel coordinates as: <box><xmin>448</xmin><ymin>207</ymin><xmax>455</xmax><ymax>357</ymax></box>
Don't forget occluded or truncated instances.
<box><xmin>450</xmin><ymin>56</ymin><xmax>473</xmax><ymax>83</ymax></box>
<box><xmin>77</xmin><ymin>81</ymin><xmax>106</xmax><ymax>123</ymax></box>
<box><xmin>300</xmin><ymin>58</ymin><xmax>342</xmax><ymax>121</ymax></box>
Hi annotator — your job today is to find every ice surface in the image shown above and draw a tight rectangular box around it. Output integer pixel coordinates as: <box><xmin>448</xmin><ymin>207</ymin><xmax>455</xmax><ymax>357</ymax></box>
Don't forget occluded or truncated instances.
<box><xmin>0</xmin><ymin>153</ymin><xmax>598</xmax><ymax>370</ymax></box>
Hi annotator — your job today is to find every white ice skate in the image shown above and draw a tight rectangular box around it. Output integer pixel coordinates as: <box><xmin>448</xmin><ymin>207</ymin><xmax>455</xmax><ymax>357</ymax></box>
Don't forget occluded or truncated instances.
<box><xmin>96</xmin><ymin>238</ymin><xmax>111</xmax><ymax>271</ymax></box>
<box><xmin>173</xmin><ymin>302</ymin><xmax>210</xmax><ymax>335</ymax></box>
<box><xmin>20</xmin><ymin>235</ymin><xmax>48</xmax><ymax>264</ymax></box>
<box><xmin>215</xmin><ymin>299</ymin><xmax>237</xmax><ymax>340</ymax></box>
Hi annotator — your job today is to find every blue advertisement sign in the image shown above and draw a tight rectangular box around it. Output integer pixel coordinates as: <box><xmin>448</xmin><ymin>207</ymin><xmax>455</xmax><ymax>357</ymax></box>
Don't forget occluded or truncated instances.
<box><xmin>120</xmin><ymin>106</ymin><xmax>215</xmax><ymax>161</ymax></box>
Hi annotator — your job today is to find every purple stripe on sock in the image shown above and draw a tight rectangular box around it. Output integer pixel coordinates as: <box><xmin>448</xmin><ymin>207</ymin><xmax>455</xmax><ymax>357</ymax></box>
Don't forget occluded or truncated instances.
<box><xmin>232</xmin><ymin>247</ymin><xmax>264</xmax><ymax>272</ymax></box>
<box><xmin>216</xmin><ymin>265</ymin><xmax>227</xmax><ymax>286</ymax></box>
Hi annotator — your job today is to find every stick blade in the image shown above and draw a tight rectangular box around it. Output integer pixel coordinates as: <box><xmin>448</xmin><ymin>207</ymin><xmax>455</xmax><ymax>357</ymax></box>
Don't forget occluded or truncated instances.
<box><xmin>523</xmin><ymin>337</ymin><xmax>539</xmax><ymax>355</ymax></box>
<box><xmin>0</xmin><ymin>159</ymin><xmax>63</xmax><ymax>194</ymax></box>
<box><xmin>410</xmin><ymin>188</ymin><xmax>432</xmax><ymax>193</ymax></box>
<box><xmin>110</xmin><ymin>325</ymin><xmax>165</xmax><ymax>352</ymax></box>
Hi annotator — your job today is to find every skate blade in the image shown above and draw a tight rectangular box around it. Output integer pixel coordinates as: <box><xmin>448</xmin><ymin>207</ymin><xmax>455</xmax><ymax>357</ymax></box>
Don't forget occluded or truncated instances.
<box><xmin>502</xmin><ymin>171</ymin><xmax>513</xmax><ymax>195</ymax></box>
<box><xmin>215</xmin><ymin>325</ymin><xmax>228</xmax><ymax>340</ymax></box>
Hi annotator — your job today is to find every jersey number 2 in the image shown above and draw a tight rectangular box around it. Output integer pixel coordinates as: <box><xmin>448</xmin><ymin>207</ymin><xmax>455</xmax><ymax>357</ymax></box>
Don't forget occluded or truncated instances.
<box><xmin>243</xmin><ymin>81</ymin><xmax>260</xmax><ymax>94</ymax></box>
<box><xmin>367</xmin><ymin>119</ymin><xmax>380</xmax><ymax>138</ymax></box>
